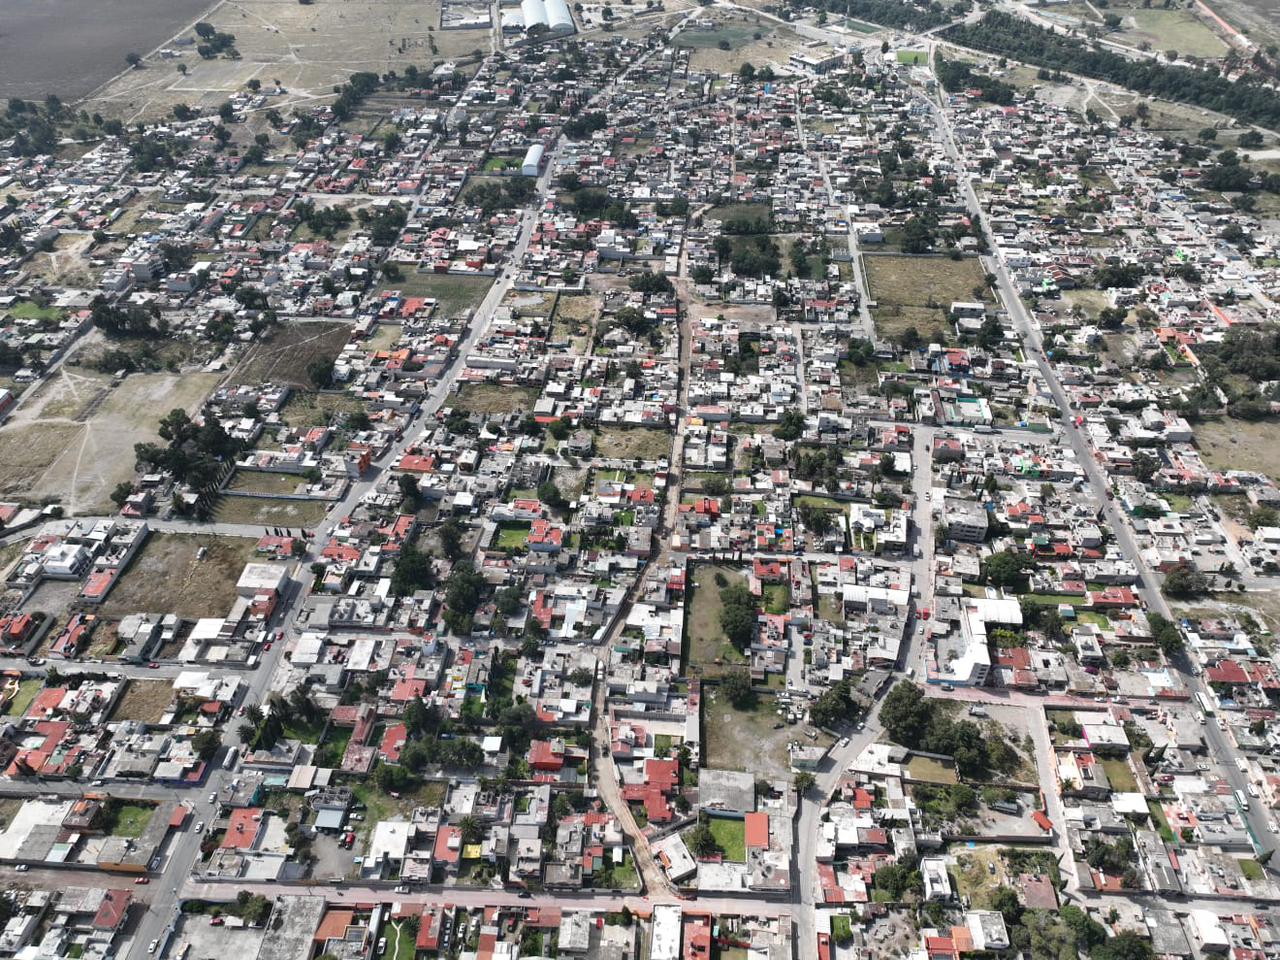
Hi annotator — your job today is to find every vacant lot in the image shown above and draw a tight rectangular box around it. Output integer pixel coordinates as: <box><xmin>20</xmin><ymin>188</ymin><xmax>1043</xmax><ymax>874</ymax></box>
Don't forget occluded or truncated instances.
<box><xmin>706</xmin><ymin>202</ymin><xmax>772</xmax><ymax>226</ymax></box>
<box><xmin>1196</xmin><ymin>418</ymin><xmax>1280</xmax><ymax>480</ymax></box>
<box><xmin>867</xmin><ymin>255</ymin><xmax>990</xmax><ymax>309</ymax></box>
<box><xmin>227</xmin><ymin>321</ymin><xmax>352</xmax><ymax>390</ymax></box>
<box><xmin>595</xmin><ymin>426</ymin><xmax>672</xmax><ymax>461</ymax></box>
<box><xmin>705</xmin><ymin>692</ymin><xmax>794</xmax><ymax>780</ymax></box>
<box><xmin>0</xmin><ymin>364</ymin><xmax>217</xmax><ymax>515</ymax></box>
<box><xmin>453</xmin><ymin>383</ymin><xmax>541</xmax><ymax>415</ymax></box>
<box><xmin>1101</xmin><ymin>757</ymin><xmax>1138</xmax><ymax>793</ymax></box>
<box><xmin>867</xmin><ymin>255</ymin><xmax>991</xmax><ymax>343</ymax></box>
<box><xmin>278</xmin><ymin>390</ymin><xmax>366</xmax><ymax>431</ymax></box>
<box><xmin>103</xmin><ymin>534</ymin><xmax>259</xmax><ymax>620</ymax></box>
<box><xmin>226</xmin><ymin>471</ymin><xmax>307</xmax><ymax>496</ymax></box>
<box><xmin>213</xmin><ymin>496</ymin><xmax>329</xmax><ymax>527</ymax></box>
<box><xmin>952</xmin><ymin>846</ymin><xmax>1008</xmax><ymax>910</ymax></box>
<box><xmin>1116</xmin><ymin>8</ymin><xmax>1229</xmax><ymax>57</ymax></box>
<box><xmin>111</xmin><ymin>680</ymin><xmax>175</xmax><ymax>723</ymax></box>
<box><xmin>377</xmin><ymin>273</ymin><xmax>494</xmax><ymax>319</ymax></box>
<box><xmin>685</xmin><ymin>564</ymin><xmax>749</xmax><ymax>677</ymax></box>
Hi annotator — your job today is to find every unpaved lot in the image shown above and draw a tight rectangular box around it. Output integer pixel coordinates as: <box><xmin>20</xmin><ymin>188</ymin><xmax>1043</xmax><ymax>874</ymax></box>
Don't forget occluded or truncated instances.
<box><xmin>101</xmin><ymin>533</ymin><xmax>258</xmax><ymax>619</ymax></box>
<box><xmin>0</xmin><ymin>363</ymin><xmax>216</xmax><ymax>515</ymax></box>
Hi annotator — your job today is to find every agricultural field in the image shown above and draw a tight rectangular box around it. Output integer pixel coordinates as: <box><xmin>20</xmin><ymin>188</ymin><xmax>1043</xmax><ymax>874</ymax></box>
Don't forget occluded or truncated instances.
<box><xmin>0</xmin><ymin>362</ymin><xmax>217</xmax><ymax>515</ymax></box>
<box><xmin>81</xmin><ymin>0</ymin><xmax>492</xmax><ymax>121</ymax></box>
<box><xmin>101</xmin><ymin>534</ymin><xmax>259</xmax><ymax>620</ymax></box>
<box><xmin>227</xmin><ymin>321</ymin><xmax>353</xmax><ymax>390</ymax></box>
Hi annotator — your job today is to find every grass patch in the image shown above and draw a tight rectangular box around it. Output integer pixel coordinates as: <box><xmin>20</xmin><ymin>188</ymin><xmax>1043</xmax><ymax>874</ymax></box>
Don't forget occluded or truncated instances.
<box><xmin>3</xmin><ymin>679</ymin><xmax>43</xmax><ymax>718</ymax></box>
<box><xmin>212</xmin><ymin>496</ymin><xmax>330</xmax><ymax>527</ymax></box>
<box><xmin>905</xmin><ymin>755</ymin><xmax>958</xmax><ymax>785</ymax></box>
<box><xmin>1240</xmin><ymin>858</ymin><xmax>1265</xmax><ymax>881</ymax></box>
<box><xmin>104</xmin><ymin>802</ymin><xmax>155</xmax><ymax>838</ymax></box>
<box><xmin>226</xmin><ymin>471</ymin><xmax>306</xmax><ymax>496</ymax></box>
<box><xmin>1101</xmin><ymin>757</ymin><xmax>1138</xmax><ymax>793</ymax></box>
<box><xmin>496</xmin><ymin>522</ymin><xmax>531</xmax><ymax>550</ymax></box>
<box><xmin>896</xmin><ymin>49</ymin><xmax>928</xmax><ymax>64</ymax></box>
<box><xmin>762</xmin><ymin>583</ymin><xmax>790</xmax><ymax>615</ymax></box>
<box><xmin>708</xmin><ymin>818</ymin><xmax>747</xmax><ymax>862</ymax></box>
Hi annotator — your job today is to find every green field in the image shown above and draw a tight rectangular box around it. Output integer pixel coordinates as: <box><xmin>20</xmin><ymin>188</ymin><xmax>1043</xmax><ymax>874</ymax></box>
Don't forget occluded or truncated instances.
<box><xmin>896</xmin><ymin>50</ymin><xmax>928</xmax><ymax>64</ymax></box>
<box><xmin>708</xmin><ymin>818</ymin><xmax>747</xmax><ymax>861</ymax></box>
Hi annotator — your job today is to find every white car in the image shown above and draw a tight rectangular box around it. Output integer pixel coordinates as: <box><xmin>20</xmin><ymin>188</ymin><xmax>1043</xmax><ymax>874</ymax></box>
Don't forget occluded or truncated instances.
<box><xmin>148</xmin><ymin>941</ymin><xmax>158</xmax><ymax>955</ymax></box>
<box><xmin>14</xmin><ymin>864</ymin><xmax>28</xmax><ymax>872</ymax></box>
<box><xmin>194</xmin><ymin>821</ymin><xmax>205</xmax><ymax>833</ymax></box>
<box><xmin>1268</xmin><ymin>819</ymin><xmax>1278</xmax><ymax>835</ymax></box>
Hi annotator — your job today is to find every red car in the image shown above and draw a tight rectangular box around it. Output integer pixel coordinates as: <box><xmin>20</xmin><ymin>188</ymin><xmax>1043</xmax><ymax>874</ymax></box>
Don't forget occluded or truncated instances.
<box><xmin>264</xmin><ymin>642</ymin><xmax>273</xmax><ymax>651</ymax></box>
<box><xmin>147</xmin><ymin>662</ymin><xmax>160</xmax><ymax>669</ymax></box>
<box><xmin>134</xmin><ymin>877</ymin><xmax>150</xmax><ymax>885</ymax></box>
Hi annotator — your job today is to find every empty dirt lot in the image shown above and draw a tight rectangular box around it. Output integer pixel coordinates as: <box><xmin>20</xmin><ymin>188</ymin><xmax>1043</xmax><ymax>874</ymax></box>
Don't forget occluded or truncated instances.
<box><xmin>0</xmin><ymin>360</ymin><xmax>217</xmax><ymax>515</ymax></box>
<box><xmin>226</xmin><ymin>321</ymin><xmax>352</xmax><ymax>390</ymax></box>
<box><xmin>102</xmin><ymin>533</ymin><xmax>258</xmax><ymax>620</ymax></box>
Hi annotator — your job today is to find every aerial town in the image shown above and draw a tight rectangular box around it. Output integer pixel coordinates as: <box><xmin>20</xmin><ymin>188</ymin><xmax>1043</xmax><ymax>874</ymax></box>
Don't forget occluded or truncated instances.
<box><xmin>1</xmin><ymin>0</ymin><xmax>1280</xmax><ymax>957</ymax></box>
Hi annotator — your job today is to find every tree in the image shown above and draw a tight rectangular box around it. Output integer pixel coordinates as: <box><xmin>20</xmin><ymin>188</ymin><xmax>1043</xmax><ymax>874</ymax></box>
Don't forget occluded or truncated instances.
<box><xmin>983</xmin><ymin>550</ymin><xmax>1032</xmax><ymax>589</ymax></box>
<box><xmin>192</xmin><ymin>729</ymin><xmax>222</xmax><ymax>762</ymax></box>
<box><xmin>397</xmin><ymin>473</ymin><xmax>420</xmax><ymax>504</ymax></box>
<box><xmin>110</xmin><ymin>482</ymin><xmax>134</xmax><ymax>509</ymax></box>
<box><xmin>720</xmin><ymin>669</ymin><xmax>756</xmax><ymax>709</ymax></box>
<box><xmin>458</xmin><ymin>815</ymin><xmax>483</xmax><ymax>844</ymax></box>
<box><xmin>685</xmin><ymin>820</ymin><xmax>720</xmax><ymax>858</ymax></box>
<box><xmin>440</xmin><ymin>518</ymin><xmax>465</xmax><ymax>561</ymax></box>
<box><xmin>1148</xmin><ymin>612</ymin><xmax>1184</xmax><ymax>657</ymax></box>
<box><xmin>307</xmin><ymin>359</ymin><xmax>334</xmax><ymax>389</ymax></box>
<box><xmin>391</xmin><ymin>545</ymin><xmax>433</xmax><ymax>596</ymax></box>
<box><xmin>794</xmin><ymin>771</ymin><xmax>816</xmax><ymax>795</ymax></box>
<box><xmin>537</xmin><ymin>480</ymin><xmax>567</xmax><ymax>512</ymax></box>
<box><xmin>1132</xmin><ymin>451</ymin><xmax>1159</xmax><ymax>482</ymax></box>
<box><xmin>1162</xmin><ymin>561</ymin><xmax>1207</xmax><ymax>598</ymax></box>
<box><xmin>126</xmin><ymin>52</ymin><xmax>143</xmax><ymax>68</ymax></box>
<box><xmin>774</xmin><ymin>409</ymin><xmax>805</xmax><ymax>441</ymax></box>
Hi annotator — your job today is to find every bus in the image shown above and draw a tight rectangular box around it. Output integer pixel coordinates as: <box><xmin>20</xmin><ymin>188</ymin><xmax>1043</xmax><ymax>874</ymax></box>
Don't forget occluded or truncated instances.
<box><xmin>1234</xmin><ymin>789</ymin><xmax>1250</xmax><ymax>811</ymax></box>
<box><xmin>1195</xmin><ymin>692</ymin><xmax>1215</xmax><ymax>716</ymax></box>
<box><xmin>222</xmin><ymin>746</ymin><xmax>239</xmax><ymax>770</ymax></box>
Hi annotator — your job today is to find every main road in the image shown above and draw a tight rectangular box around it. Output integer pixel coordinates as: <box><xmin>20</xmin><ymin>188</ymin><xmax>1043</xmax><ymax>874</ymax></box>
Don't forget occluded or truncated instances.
<box><xmin>925</xmin><ymin>86</ymin><xmax>1280</xmax><ymax>867</ymax></box>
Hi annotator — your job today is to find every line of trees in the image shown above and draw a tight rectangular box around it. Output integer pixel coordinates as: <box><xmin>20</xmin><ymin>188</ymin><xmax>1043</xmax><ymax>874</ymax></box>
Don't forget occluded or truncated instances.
<box><xmin>946</xmin><ymin>12</ymin><xmax>1280</xmax><ymax>129</ymax></box>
